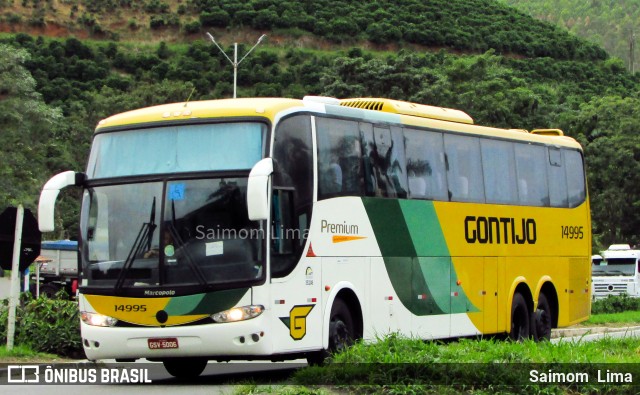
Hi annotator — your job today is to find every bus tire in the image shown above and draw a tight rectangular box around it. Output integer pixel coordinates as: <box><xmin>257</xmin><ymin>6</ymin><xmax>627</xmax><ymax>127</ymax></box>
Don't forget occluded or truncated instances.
<box><xmin>40</xmin><ymin>283</ymin><xmax>61</xmax><ymax>298</ymax></box>
<box><xmin>533</xmin><ymin>293</ymin><xmax>552</xmax><ymax>342</ymax></box>
<box><xmin>328</xmin><ymin>298</ymin><xmax>355</xmax><ymax>355</ymax></box>
<box><xmin>163</xmin><ymin>358</ymin><xmax>208</xmax><ymax>379</ymax></box>
<box><xmin>509</xmin><ymin>292</ymin><xmax>530</xmax><ymax>341</ymax></box>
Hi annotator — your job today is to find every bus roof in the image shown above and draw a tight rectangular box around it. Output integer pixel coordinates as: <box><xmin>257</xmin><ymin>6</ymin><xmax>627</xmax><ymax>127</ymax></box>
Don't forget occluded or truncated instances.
<box><xmin>95</xmin><ymin>97</ymin><xmax>581</xmax><ymax>149</ymax></box>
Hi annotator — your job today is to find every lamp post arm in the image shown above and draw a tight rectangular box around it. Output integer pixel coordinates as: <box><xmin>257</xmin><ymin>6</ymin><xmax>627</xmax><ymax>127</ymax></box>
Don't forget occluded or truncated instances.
<box><xmin>205</xmin><ymin>32</ymin><xmax>234</xmax><ymax>65</ymax></box>
<box><xmin>237</xmin><ymin>34</ymin><xmax>267</xmax><ymax>65</ymax></box>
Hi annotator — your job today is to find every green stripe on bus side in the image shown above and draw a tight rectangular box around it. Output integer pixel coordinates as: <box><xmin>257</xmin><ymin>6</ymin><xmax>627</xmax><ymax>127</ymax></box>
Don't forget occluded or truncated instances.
<box><xmin>362</xmin><ymin>198</ymin><xmax>478</xmax><ymax>315</ymax></box>
<box><xmin>164</xmin><ymin>288</ymin><xmax>249</xmax><ymax>316</ymax></box>
<box><xmin>399</xmin><ymin>200</ymin><xmax>449</xmax><ymax>257</ymax></box>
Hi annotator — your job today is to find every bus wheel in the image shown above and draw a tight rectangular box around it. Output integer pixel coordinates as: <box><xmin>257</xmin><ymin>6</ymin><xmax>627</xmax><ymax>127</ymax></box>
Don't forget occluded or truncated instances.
<box><xmin>163</xmin><ymin>358</ymin><xmax>208</xmax><ymax>379</ymax></box>
<box><xmin>328</xmin><ymin>298</ymin><xmax>355</xmax><ymax>354</ymax></box>
<box><xmin>509</xmin><ymin>293</ymin><xmax>530</xmax><ymax>341</ymax></box>
<box><xmin>533</xmin><ymin>293</ymin><xmax>552</xmax><ymax>341</ymax></box>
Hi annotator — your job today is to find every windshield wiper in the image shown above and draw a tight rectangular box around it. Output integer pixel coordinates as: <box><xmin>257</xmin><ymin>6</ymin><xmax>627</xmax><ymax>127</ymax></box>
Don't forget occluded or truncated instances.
<box><xmin>115</xmin><ymin>198</ymin><xmax>156</xmax><ymax>290</ymax></box>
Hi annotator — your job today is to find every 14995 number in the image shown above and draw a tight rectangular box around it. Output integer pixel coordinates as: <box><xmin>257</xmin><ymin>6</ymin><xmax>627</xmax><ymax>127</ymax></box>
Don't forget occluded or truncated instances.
<box><xmin>114</xmin><ymin>304</ymin><xmax>147</xmax><ymax>312</ymax></box>
<box><xmin>561</xmin><ymin>225</ymin><xmax>584</xmax><ymax>239</ymax></box>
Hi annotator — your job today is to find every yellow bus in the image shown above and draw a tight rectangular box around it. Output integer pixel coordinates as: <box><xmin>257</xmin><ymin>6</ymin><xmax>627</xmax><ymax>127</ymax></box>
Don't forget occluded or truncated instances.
<box><xmin>39</xmin><ymin>96</ymin><xmax>591</xmax><ymax>378</ymax></box>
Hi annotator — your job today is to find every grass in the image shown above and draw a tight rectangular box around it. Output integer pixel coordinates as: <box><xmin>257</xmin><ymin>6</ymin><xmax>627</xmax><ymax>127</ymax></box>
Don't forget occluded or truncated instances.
<box><xmin>0</xmin><ymin>344</ymin><xmax>70</xmax><ymax>363</ymax></box>
<box><xmin>289</xmin><ymin>336</ymin><xmax>640</xmax><ymax>394</ymax></box>
<box><xmin>586</xmin><ymin>310</ymin><xmax>640</xmax><ymax>325</ymax></box>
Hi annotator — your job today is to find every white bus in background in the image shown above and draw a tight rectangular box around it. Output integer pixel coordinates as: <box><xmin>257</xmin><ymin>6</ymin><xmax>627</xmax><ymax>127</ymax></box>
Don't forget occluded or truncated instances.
<box><xmin>592</xmin><ymin>244</ymin><xmax>640</xmax><ymax>299</ymax></box>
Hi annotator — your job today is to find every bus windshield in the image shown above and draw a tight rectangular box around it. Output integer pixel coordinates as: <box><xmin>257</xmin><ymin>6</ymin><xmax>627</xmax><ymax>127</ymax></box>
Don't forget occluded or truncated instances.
<box><xmin>87</xmin><ymin>122</ymin><xmax>266</xmax><ymax>178</ymax></box>
<box><xmin>80</xmin><ymin>177</ymin><xmax>264</xmax><ymax>293</ymax></box>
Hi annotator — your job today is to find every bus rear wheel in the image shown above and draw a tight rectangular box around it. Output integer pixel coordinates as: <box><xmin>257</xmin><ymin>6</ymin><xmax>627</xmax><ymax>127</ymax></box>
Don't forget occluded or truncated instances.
<box><xmin>163</xmin><ymin>358</ymin><xmax>208</xmax><ymax>379</ymax></box>
<box><xmin>533</xmin><ymin>293</ymin><xmax>552</xmax><ymax>341</ymax></box>
<box><xmin>509</xmin><ymin>292</ymin><xmax>530</xmax><ymax>341</ymax></box>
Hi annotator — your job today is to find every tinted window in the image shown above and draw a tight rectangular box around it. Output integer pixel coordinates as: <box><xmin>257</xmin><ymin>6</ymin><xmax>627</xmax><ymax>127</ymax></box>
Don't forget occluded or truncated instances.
<box><xmin>514</xmin><ymin>143</ymin><xmax>549</xmax><ymax>206</ymax></box>
<box><xmin>548</xmin><ymin>147</ymin><xmax>569</xmax><ymax>207</ymax></box>
<box><xmin>444</xmin><ymin>134</ymin><xmax>485</xmax><ymax>202</ymax></box>
<box><xmin>317</xmin><ymin>118</ymin><xmax>362</xmax><ymax>198</ymax></box>
<box><xmin>565</xmin><ymin>149</ymin><xmax>586</xmax><ymax>207</ymax></box>
<box><xmin>404</xmin><ymin>128</ymin><xmax>448</xmax><ymax>200</ymax></box>
<box><xmin>481</xmin><ymin>139</ymin><xmax>517</xmax><ymax>204</ymax></box>
<box><xmin>272</xmin><ymin>115</ymin><xmax>314</xmax><ymax>277</ymax></box>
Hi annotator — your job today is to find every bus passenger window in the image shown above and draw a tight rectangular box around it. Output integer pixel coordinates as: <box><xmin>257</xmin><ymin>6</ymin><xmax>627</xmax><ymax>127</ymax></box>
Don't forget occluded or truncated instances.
<box><xmin>404</xmin><ymin>129</ymin><xmax>447</xmax><ymax>201</ymax></box>
<box><xmin>548</xmin><ymin>147</ymin><xmax>568</xmax><ymax>207</ymax></box>
<box><xmin>514</xmin><ymin>143</ymin><xmax>549</xmax><ymax>206</ymax></box>
<box><xmin>564</xmin><ymin>150</ymin><xmax>586</xmax><ymax>207</ymax></box>
<box><xmin>359</xmin><ymin>124</ymin><xmax>407</xmax><ymax>198</ymax></box>
<box><xmin>317</xmin><ymin>117</ymin><xmax>362</xmax><ymax>198</ymax></box>
<box><xmin>444</xmin><ymin>134</ymin><xmax>485</xmax><ymax>202</ymax></box>
<box><xmin>480</xmin><ymin>139</ymin><xmax>517</xmax><ymax>204</ymax></box>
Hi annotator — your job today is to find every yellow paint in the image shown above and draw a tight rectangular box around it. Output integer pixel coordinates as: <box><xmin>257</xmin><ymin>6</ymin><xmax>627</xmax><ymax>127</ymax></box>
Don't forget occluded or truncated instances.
<box><xmin>289</xmin><ymin>305</ymin><xmax>314</xmax><ymax>340</ymax></box>
<box><xmin>84</xmin><ymin>295</ymin><xmax>209</xmax><ymax>327</ymax></box>
<box><xmin>96</xmin><ymin>98</ymin><xmax>303</xmax><ymax>130</ymax></box>
<box><xmin>433</xmin><ymin>200</ymin><xmax>591</xmax><ymax>333</ymax></box>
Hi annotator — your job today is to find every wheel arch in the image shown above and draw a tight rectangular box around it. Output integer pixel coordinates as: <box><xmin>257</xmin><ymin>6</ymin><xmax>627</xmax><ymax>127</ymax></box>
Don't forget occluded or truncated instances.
<box><xmin>322</xmin><ymin>281</ymin><xmax>363</xmax><ymax>349</ymax></box>
<box><xmin>537</xmin><ymin>280</ymin><xmax>559</xmax><ymax>328</ymax></box>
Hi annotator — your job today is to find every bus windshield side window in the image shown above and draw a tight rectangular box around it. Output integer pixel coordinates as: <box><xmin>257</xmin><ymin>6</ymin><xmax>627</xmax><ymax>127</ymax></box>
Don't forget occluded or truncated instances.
<box><xmin>271</xmin><ymin>115</ymin><xmax>313</xmax><ymax>278</ymax></box>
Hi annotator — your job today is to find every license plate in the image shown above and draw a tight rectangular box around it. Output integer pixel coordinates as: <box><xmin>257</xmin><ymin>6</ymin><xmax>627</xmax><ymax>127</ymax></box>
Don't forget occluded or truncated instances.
<box><xmin>148</xmin><ymin>338</ymin><xmax>179</xmax><ymax>349</ymax></box>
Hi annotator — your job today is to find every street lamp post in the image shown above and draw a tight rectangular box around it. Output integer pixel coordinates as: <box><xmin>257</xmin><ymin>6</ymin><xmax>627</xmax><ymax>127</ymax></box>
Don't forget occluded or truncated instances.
<box><xmin>206</xmin><ymin>32</ymin><xmax>267</xmax><ymax>98</ymax></box>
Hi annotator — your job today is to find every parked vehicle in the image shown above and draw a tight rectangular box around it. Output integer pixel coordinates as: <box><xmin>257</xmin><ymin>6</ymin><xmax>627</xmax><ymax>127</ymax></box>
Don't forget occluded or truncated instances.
<box><xmin>34</xmin><ymin>240</ymin><xmax>78</xmax><ymax>298</ymax></box>
<box><xmin>592</xmin><ymin>244</ymin><xmax>640</xmax><ymax>299</ymax></box>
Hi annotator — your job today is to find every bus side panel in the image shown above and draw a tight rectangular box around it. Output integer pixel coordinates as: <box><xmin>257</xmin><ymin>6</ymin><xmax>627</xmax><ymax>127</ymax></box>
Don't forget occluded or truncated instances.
<box><xmin>565</xmin><ymin>256</ymin><xmax>591</xmax><ymax>326</ymax></box>
<box><xmin>368</xmin><ymin>256</ymin><xmax>409</xmax><ymax>337</ymax></box>
<box><xmin>270</xmin><ymin>256</ymin><xmax>323</xmax><ymax>354</ymax></box>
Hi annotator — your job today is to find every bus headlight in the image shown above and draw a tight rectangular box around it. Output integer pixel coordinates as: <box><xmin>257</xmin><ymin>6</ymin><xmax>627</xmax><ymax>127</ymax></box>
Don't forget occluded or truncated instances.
<box><xmin>81</xmin><ymin>311</ymin><xmax>118</xmax><ymax>327</ymax></box>
<box><xmin>212</xmin><ymin>305</ymin><xmax>264</xmax><ymax>323</ymax></box>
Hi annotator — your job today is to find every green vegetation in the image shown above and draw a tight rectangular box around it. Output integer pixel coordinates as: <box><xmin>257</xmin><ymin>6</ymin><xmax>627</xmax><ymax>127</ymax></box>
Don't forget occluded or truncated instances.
<box><xmin>0</xmin><ymin>293</ymin><xmax>83</xmax><ymax>357</ymax></box>
<box><xmin>0</xmin><ymin>344</ymin><xmax>64</xmax><ymax>363</ymax></box>
<box><xmin>0</xmin><ymin>1</ymin><xmax>638</xmax><ymax>247</ymax></box>
<box><xmin>591</xmin><ymin>294</ymin><xmax>640</xmax><ymax>314</ymax></box>
<box><xmin>587</xmin><ymin>310</ymin><xmax>640</xmax><ymax>325</ymax></box>
<box><xmin>0</xmin><ymin>0</ymin><xmax>607</xmax><ymax>60</ymax></box>
<box><xmin>292</xmin><ymin>335</ymin><xmax>640</xmax><ymax>393</ymax></box>
<box><xmin>504</xmin><ymin>0</ymin><xmax>640</xmax><ymax>72</ymax></box>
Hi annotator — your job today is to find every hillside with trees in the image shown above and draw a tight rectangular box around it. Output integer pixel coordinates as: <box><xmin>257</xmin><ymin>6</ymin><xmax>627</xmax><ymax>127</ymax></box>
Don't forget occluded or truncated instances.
<box><xmin>503</xmin><ymin>0</ymin><xmax>640</xmax><ymax>72</ymax></box>
<box><xmin>0</xmin><ymin>0</ymin><xmax>638</xmax><ymax>248</ymax></box>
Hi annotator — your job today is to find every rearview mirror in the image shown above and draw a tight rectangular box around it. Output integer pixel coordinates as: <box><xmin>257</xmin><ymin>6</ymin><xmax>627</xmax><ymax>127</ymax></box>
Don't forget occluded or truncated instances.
<box><xmin>247</xmin><ymin>158</ymin><xmax>273</xmax><ymax>221</ymax></box>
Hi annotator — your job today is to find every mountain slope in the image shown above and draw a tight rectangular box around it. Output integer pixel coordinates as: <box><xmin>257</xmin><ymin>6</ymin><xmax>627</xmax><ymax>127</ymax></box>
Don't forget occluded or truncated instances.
<box><xmin>0</xmin><ymin>0</ymin><xmax>638</xmax><ymax>246</ymax></box>
<box><xmin>0</xmin><ymin>0</ymin><xmax>606</xmax><ymax>60</ymax></box>
<box><xmin>503</xmin><ymin>0</ymin><xmax>640</xmax><ymax>71</ymax></box>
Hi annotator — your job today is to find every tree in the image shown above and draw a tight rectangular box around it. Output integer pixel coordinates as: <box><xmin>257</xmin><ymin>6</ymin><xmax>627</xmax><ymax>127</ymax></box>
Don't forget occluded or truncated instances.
<box><xmin>0</xmin><ymin>44</ymin><xmax>62</xmax><ymax>211</ymax></box>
